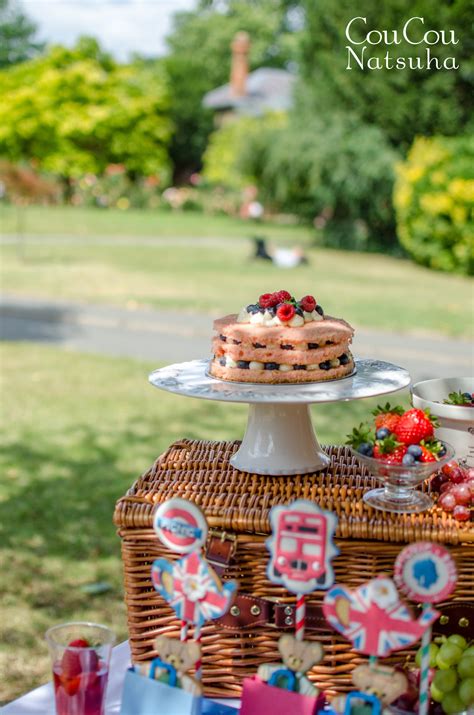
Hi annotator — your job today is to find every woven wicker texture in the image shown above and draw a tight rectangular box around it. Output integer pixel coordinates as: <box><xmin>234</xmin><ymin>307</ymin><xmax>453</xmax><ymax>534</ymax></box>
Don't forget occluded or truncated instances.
<box><xmin>114</xmin><ymin>440</ymin><xmax>474</xmax><ymax>697</ymax></box>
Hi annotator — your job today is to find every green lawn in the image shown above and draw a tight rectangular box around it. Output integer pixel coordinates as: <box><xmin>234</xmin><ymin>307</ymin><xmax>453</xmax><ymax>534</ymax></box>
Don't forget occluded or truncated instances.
<box><xmin>0</xmin><ymin>203</ymin><xmax>312</xmax><ymax>242</ymax></box>
<box><xmin>1</xmin><ymin>206</ymin><xmax>472</xmax><ymax>337</ymax></box>
<box><xmin>0</xmin><ymin>342</ymin><xmax>411</xmax><ymax>703</ymax></box>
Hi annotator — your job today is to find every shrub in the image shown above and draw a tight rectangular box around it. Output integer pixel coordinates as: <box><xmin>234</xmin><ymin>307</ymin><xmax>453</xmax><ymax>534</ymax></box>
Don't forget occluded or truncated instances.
<box><xmin>69</xmin><ymin>169</ymin><xmax>164</xmax><ymax>210</ymax></box>
<box><xmin>394</xmin><ymin>136</ymin><xmax>474</xmax><ymax>275</ymax></box>
<box><xmin>202</xmin><ymin>113</ymin><xmax>287</xmax><ymax>190</ymax></box>
<box><xmin>0</xmin><ymin>160</ymin><xmax>61</xmax><ymax>204</ymax></box>
<box><xmin>239</xmin><ymin>113</ymin><xmax>400</xmax><ymax>252</ymax></box>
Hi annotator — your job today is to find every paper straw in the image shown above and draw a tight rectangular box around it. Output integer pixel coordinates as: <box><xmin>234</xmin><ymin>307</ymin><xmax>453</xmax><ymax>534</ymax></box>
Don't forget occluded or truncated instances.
<box><xmin>194</xmin><ymin>624</ymin><xmax>203</xmax><ymax>681</ymax></box>
<box><xmin>180</xmin><ymin>620</ymin><xmax>189</xmax><ymax>642</ymax></box>
<box><xmin>418</xmin><ymin>605</ymin><xmax>431</xmax><ymax>715</ymax></box>
<box><xmin>295</xmin><ymin>594</ymin><xmax>306</xmax><ymax>641</ymax></box>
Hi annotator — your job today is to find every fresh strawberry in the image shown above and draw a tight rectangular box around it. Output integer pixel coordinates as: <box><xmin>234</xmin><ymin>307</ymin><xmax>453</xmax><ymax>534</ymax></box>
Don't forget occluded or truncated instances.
<box><xmin>275</xmin><ymin>290</ymin><xmax>292</xmax><ymax>302</ymax></box>
<box><xmin>259</xmin><ymin>292</ymin><xmax>279</xmax><ymax>309</ymax></box>
<box><xmin>375</xmin><ymin>413</ymin><xmax>402</xmax><ymax>432</ymax></box>
<box><xmin>346</xmin><ymin>423</ymin><xmax>375</xmax><ymax>451</ymax></box>
<box><xmin>374</xmin><ymin>443</ymin><xmax>386</xmax><ymax>459</ymax></box>
<box><xmin>383</xmin><ymin>445</ymin><xmax>408</xmax><ymax>464</ymax></box>
<box><xmin>276</xmin><ymin>303</ymin><xmax>295</xmax><ymax>322</ymax></box>
<box><xmin>419</xmin><ymin>445</ymin><xmax>437</xmax><ymax>463</ymax></box>
<box><xmin>371</xmin><ymin>430</ymin><xmax>407</xmax><ymax>464</ymax></box>
<box><xmin>372</xmin><ymin>403</ymin><xmax>404</xmax><ymax>432</ymax></box>
<box><xmin>300</xmin><ymin>295</ymin><xmax>316</xmax><ymax>312</ymax></box>
<box><xmin>374</xmin><ymin>443</ymin><xmax>407</xmax><ymax>463</ymax></box>
<box><xmin>61</xmin><ymin>674</ymin><xmax>82</xmax><ymax>696</ymax></box>
<box><xmin>69</xmin><ymin>639</ymin><xmax>90</xmax><ymax>648</ymax></box>
<box><xmin>393</xmin><ymin>408</ymin><xmax>436</xmax><ymax>445</ymax></box>
<box><xmin>443</xmin><ymin>390</ymin><xmax>474</xmax><ymax>406</ymax></box>
<box><xmin>61</xmin><ymin>639</ymin><xmax>99</xmax><ymax>681</ymax></box>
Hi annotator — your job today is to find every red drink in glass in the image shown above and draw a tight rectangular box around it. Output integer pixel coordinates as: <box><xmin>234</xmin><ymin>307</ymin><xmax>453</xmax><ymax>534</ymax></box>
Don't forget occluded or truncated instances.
<box><xmin>53</xmin><ymin>663</ymin><xmax>108</xmax><ymax>715</ymax></box>
<box><xmin>46</xmin><ymin>622</ymin><xmax>115</xmax><ymax>715</ymax></box>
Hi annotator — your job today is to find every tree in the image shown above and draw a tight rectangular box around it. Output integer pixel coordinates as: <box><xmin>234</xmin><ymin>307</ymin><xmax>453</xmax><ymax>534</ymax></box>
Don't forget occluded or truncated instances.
<box><xmin>238</xmin><ymin>112</ymin><xmax>399</xmax><ymax>251</ymax></box>
<box><xmin>0</xmin><ymin>37</ymin><xmax>172</xmax><ymax>188</ymax></box>
<box><xmin>295</xmin><ymin>0</ymin><xmax>474</xmax><ymax>149</ymax></box>
<box><xmin>164</xmin><ymin>0</ymin><xmax>299</xmax><ymax>179</ymax></box>
<box><xmin>0</xmin><ymin>0</ymin><xmax>44</xmax><ymax>67</ymax></box>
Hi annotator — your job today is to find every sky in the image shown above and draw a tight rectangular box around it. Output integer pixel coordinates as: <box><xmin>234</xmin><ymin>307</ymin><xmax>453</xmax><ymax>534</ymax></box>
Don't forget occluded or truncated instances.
<box><xmin>20</xmin><ymin>0</ymin><xmax>197</xmax><ymax>61</ymax></box>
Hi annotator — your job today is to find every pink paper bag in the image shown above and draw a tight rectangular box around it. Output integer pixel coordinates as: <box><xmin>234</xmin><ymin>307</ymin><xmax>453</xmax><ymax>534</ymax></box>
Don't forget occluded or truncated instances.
<box><xmin>240</xmin><ymin>676</ymin><xmax>322</xmax><ymax>715</ymax></box>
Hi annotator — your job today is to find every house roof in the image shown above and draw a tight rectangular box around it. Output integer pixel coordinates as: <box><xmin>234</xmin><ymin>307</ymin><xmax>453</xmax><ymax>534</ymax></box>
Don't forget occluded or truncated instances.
<box><xmin>203</xmin><ymin>67</ymin><xmax>295</xmax><ymax>115</ymax></box>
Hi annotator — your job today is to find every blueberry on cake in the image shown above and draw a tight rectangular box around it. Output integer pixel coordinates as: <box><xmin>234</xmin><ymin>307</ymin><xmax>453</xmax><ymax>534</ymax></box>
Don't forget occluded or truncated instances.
<box><xmin>210</xmin><ymin>290</ymin><xmax>355</xmax><ymax>384</ymax></box>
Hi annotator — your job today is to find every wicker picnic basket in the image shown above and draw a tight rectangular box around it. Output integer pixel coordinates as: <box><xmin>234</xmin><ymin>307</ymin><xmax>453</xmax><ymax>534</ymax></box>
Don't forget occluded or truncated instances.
<box><xmin>114</xmin><ymin>439</ymin><xmax>474</xmax><ymax>698</ymax></box>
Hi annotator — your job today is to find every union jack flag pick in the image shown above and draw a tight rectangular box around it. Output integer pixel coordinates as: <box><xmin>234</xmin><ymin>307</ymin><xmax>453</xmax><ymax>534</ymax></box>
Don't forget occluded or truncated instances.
<box><xmin>152</xmin><ymin>548</ymin><xmax>237</xmax><ymax>628</ymax></box>
<box><xmin>323</xmin><ymin>576</ymin><xmax>439</xmax><ymax>658</ymax></box>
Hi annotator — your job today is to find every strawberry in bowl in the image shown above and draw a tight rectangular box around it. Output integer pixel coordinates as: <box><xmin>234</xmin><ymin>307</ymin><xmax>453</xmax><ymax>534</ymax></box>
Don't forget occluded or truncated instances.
<box><xmin>346</xmin><ymin>405</ymin><xmax>454</xmax><ymax>515</ymax></box>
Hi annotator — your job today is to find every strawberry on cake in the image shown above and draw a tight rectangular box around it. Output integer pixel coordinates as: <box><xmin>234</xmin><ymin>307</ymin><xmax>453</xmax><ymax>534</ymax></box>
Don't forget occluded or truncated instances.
<box><xmin>210</xmin><ymin>290</ymin><xmax>355</xmax><ymax>384</ymax></box>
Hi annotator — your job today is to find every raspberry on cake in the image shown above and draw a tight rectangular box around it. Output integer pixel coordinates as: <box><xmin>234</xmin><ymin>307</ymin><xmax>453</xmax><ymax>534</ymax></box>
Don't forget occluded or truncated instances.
<box><xmin>209</xmin><ymin>291</ymin><xmax>355</xmax><ymax>384</ymax></box>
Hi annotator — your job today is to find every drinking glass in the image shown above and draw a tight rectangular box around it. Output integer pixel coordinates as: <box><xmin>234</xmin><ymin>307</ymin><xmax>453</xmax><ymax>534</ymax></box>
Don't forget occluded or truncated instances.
<box><xmin>45</xmin><ymin>622</ymin><xmax>115</xmax><ymax>715</ymax></box>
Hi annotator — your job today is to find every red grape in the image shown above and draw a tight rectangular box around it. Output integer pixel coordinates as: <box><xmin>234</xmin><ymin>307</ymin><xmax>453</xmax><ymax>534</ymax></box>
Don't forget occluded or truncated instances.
<box><xmin>431</xmin><ymin>473</ymin><xmax>448</xmax><ymax>493</ymax></box>
<box><xmin>450</xmin><ymin>467</ymin><xmax>466</xmax><ymax>484</ymax></box>
<box><xmin>439</xmin><ymin>492</ymin><xmax>457</xmax><ymax>512</ymax></box>
<box><xmin>466</xmin><ymin>467</ymin><xmax>474</xmax><ymax>480</ymax></box>
<box><xmin>442</xmin><ymin>460</ymin><xmax>459</xmax><ymax>477</ymax></box>
<box><xmin>451</xmin><ymin>483</ymin><xmax>472</xmax><ymax>505</ymax></box>
<box><xmin>466</xmin><ymin>478</ymin><xmax>474</xmax><ymax>496</ymax></box>
<box><xmin>440</xmin><ymin>481</ymin><xmax>453</xmax><ymax>494</ymax></box>
<box><xmin>452</xmin><ymin>505</ymin><xmax>471</xmax><ymax>521</ymax></box>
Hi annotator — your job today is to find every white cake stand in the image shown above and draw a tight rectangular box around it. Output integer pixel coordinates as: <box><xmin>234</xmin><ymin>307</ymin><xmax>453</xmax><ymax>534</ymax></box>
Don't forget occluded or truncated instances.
<box><xmin>149</xmin><ymin>358</ymin><xmax>411</xmax><ymax>476</ymax></box>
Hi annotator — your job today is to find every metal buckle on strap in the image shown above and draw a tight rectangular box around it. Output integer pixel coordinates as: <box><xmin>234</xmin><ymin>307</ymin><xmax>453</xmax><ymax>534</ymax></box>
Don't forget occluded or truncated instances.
<box><xmin>206</xmin><ymin>531</ymin><xmax>237</xmax><ymax>575</ymax></box>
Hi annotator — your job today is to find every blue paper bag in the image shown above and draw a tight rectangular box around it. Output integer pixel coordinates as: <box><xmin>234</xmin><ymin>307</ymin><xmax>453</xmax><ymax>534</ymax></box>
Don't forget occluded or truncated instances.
<box><xmin>120</xmin><ymin>667</ymin><xmax>202</xmax><ymax>715</ymax></box>
<box><xmin>201</xmin><ymin>699</ymin><xmax>239</xmax><ymax>715</ymax></box>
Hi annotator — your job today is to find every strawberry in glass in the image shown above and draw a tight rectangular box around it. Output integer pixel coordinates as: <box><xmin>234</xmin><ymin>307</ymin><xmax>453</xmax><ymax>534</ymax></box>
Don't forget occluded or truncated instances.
<box><xmin>53</xmin><ymin>638</ymin><xmax>107</xmax><ymax>715</ymax></box>
<box><xmin>46</xmin><ymin>623</ymin><xmax>115</xmax><ymax>715</ymax></box>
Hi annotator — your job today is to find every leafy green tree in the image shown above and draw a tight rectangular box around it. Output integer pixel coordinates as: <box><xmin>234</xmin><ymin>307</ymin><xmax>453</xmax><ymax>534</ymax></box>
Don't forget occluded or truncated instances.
<box><xmin>295</xmin><ymin>0</ymin><xmax>474</xmax><ymax>149</ymax></box>
<box><xmin>164</xmin><ymin>0</ymin><xmax>298</xmax><ymax>179</ymax></box>
<box><xmin>0</xmin><ymin>37</ymin><xmax>172</xmax><ymax>188</ymax></box>
<box><xmin>0</xmin><ymin>0</ymin><xmax>44</xmax><ymax>67</ymax></box>
<box><xmin>238</xmin><ymin>112</ymin><xmax>399</xmax><ymax>251</ymax></box>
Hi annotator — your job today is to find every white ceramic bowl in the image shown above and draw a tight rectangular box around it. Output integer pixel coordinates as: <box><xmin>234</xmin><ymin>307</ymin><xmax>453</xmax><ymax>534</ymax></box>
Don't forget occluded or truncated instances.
<box><xmin>412</xmin><ymin>377</ymin><xmax>474</xmax><ymax>466</ymax></box>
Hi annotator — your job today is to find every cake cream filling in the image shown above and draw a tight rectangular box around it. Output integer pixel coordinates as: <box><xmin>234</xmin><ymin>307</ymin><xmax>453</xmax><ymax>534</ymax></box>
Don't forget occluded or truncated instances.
<box><xmin>215</xmin><ymin>353</ymin><xmax>351</xmax><ymax>371</ymax></box>
<box><xmin>236</xmin><ymin>307</ymin><xmax>322</xmax><ymax>326</ymax></box>
<box><xmin>218</xmin><ymin>335</ymin><xmax>340</xmax><ymax>350</ymax></box>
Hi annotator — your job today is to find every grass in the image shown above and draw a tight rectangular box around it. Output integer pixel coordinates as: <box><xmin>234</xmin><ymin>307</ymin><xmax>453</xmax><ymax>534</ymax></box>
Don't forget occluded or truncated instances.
<box><xmin>1</xmin><ymin>218</ymin><xmax>473</xmax><ymax>336</ymax></box>
<box><xmin>0</xmin><ymin>342</ymin><xmax>411</xmax><ymax>703</ymax></box>
<box><xmin>0</xmin><ymin>203</ymin><xmax>312</xmax><ymax>242</ymax></box>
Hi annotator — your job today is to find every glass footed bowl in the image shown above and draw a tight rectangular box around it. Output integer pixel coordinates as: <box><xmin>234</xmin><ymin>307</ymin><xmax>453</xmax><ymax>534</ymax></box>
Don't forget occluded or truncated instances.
<box><xmin>351</xmin><ymin>442</ymin><xmax>455</xmax><ymax>514</ymax></box>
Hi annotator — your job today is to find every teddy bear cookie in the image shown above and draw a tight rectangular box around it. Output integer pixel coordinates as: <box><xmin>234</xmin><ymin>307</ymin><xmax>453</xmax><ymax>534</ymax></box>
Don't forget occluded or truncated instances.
<box><xmin>257</xmin><ymin>634</ymin><xmax>324</xmax><ymax>696</ymax></box>
<box><xmin>134</xmin><ymin>635</ymin><xmax>202</xmax><ymax>696</ymax></box>
<box><xmin>330</xmin><ymin>663</ymin><xmax>408</xmax><ymax>714</ymax></box>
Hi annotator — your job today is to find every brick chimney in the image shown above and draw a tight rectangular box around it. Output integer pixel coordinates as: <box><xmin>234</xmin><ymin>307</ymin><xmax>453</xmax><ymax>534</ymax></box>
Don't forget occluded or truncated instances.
<box><xmin>230</xmin><ymin>31</ymin><xmax>250</xmax><ymax>98</ymax></box>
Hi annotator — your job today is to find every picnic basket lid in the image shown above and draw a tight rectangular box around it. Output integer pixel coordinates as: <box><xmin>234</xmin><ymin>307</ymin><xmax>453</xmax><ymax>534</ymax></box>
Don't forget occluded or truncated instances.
<box><xmin>114</xmin><ymin>440</ymin><xmax>474</xmax><ymax>545</ymax></box>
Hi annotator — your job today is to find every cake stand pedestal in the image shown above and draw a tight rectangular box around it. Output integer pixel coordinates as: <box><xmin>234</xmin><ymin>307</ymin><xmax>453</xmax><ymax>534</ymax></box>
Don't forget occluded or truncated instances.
<box><xmin>149</xmin><ymin>358</ymin><xmax>410</xmax><ymax>476</ymax></box>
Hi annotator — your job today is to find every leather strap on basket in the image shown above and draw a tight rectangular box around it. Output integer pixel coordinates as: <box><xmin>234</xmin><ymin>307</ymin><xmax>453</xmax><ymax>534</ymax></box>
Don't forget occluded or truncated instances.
<box><xmin>216</xmin><ymin>595</ymin><xmax>328</xmax><ymax>631</ymax></box>
<box><xmin>207</xmin><ymin>531</ymin><xmax>327</xmax><ymax>632</ymax></box>
<box><xmin>432</xmin><ymin>601</ymin><xmax>474</xmax><ymax>640</ymax></box>
<box><xmin>207</xmin><ymin>533</ymin><xmax>474</xmax><ymax>636</ymax></box>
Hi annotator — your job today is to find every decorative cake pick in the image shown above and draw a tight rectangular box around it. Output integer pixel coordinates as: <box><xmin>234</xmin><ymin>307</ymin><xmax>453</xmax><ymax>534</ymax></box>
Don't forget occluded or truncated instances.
<box><xmin>394</xmin><ymin>542</ymin><xmax>457</xmax><ymax>715</ymax></box>
<box><xmin>266</xmin><ymin>500</ymin><xmax>338</xmax><ymax>641</ymax></box>
<box><xmin>239</xmin><ymin>500</ymin><xmax>337</xmax><ymax>714</ymax></box>
<box><xmin>151</xmin><ymin>498</ymin><xmax>237</xmax><ymax>677</ymax></box>
<box><xmin>323</xmin><ymin>575</ymin><xmax>439</xmax><ymax>662</ymax></box>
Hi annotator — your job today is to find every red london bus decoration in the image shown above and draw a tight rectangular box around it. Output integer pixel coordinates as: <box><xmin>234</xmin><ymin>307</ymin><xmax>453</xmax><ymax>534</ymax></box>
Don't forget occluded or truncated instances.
<box><xmin>266</xmin><ymin>500</ymin><xmax>339</xmax><ymax>595</ymax></box>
